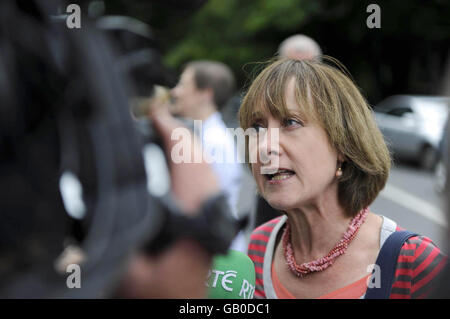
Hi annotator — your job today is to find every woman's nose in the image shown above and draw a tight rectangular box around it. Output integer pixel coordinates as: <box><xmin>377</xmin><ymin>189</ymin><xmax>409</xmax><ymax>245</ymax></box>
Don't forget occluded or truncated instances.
<box><xmin>258</xmin><ymin>126</ymin><xmax>281</xmax><ymax>169</ymax></box>
<box><xmin>259</xmin><ymin>121</ymin><xmax>281</xmax><ymax>152</ymax></box>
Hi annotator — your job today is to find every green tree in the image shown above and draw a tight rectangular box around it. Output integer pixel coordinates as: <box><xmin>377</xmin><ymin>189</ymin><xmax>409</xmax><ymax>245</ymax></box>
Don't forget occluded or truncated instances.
<box><xmin>104</xmin><ymin>0</ymin><xmax>450</xmax><ymax>104</ymax></box>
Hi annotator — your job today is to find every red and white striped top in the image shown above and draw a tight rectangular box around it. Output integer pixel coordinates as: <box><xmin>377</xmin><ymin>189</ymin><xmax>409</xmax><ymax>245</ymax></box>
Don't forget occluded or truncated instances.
<box><xmin>247</xmin><ymin>215</ymin><xmax>447</xmax><ymax>299</ymax></box>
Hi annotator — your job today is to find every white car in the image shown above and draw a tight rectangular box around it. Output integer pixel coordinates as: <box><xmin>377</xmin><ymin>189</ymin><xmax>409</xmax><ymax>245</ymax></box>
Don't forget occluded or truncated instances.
<box><xmin>373</xmin><ymin>95</ymin><xmax>450</xmax><ymax>170</ymax></box>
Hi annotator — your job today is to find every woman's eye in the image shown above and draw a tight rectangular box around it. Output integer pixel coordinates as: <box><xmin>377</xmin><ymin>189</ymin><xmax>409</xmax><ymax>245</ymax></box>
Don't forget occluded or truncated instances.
<box><xmin>251</xmin><ymin>122</ymin><xmax>265</xmax><ymax>132</ymax></box>
<box><xmin>283</xmin><ymin>118</ymin><xmax>303</xmax><ymax>127</ymax></box>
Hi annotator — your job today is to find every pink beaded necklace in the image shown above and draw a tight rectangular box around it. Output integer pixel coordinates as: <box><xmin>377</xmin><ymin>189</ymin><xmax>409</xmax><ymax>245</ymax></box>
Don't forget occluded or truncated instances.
<box><xmin>282</xmin><ymin>207</ymin><xmax>369</xmax><ymax>278</ymax></box>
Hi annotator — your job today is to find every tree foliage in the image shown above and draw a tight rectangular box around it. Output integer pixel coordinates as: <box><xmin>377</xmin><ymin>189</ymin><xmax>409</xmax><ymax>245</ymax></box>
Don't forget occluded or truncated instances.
<box><xmin>105</xmin><ymin>0</ymin><xmax>450</xmax><ymax>103</ymax></box>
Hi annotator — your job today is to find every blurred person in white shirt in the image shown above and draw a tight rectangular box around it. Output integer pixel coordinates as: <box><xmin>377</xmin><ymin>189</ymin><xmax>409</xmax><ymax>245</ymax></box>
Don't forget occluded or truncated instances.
<box><xmin>170</xmin><ymin>61</ymin><xmax>245</xmax><ymax>251</ymax></box>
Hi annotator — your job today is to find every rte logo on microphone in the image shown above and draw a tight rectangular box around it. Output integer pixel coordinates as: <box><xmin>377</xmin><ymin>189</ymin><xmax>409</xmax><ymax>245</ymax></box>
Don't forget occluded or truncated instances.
<box><xmin>206</xmin><ymin>250</ymin><xmax>256</xmax><ymax>299</ymax></box>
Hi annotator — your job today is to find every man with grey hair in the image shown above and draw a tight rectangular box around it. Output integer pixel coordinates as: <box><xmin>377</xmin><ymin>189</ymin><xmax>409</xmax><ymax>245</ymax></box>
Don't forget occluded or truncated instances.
<box><xmin>278</xmin><ymin>34</ymin><xmax>322</xmax><ymax>60</ymax></box>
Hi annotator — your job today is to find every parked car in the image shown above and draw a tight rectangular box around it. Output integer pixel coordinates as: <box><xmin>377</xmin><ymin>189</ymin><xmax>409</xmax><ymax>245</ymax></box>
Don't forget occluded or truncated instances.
<box><xmin>373</xmin><ymin>95</ymin><xmax>450</xmax><ymax>170</ymax></box>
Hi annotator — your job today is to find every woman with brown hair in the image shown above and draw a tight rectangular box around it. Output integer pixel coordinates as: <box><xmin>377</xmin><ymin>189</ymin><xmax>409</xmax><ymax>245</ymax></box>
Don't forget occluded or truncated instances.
<box><xmin>242</xmin><ymin>58</ymin><xmax>447</xmax><ymax>299</ymax></box>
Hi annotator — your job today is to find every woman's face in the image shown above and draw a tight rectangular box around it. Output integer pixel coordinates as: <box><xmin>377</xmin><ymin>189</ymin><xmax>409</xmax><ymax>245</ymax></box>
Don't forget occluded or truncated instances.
<box><xmin>250</xmin><ymin>77</ymin><xmax>340</xmax><ymax>211</ymax></box>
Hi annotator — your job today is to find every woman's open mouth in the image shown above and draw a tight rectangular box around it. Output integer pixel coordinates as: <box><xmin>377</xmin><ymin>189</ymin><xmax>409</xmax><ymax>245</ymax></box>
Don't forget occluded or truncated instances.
<box><xmin>264</xmin><ymin>169</ymin><xmax>295</xmax><ymax>184</ymax></box>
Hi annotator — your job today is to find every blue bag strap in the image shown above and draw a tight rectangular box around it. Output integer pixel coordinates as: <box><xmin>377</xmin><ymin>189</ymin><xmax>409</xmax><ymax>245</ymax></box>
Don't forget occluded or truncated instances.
<box><xmin>365</xmin><ymin>230</ymin><xmax>418</xmax><ymax>299</ymax></box>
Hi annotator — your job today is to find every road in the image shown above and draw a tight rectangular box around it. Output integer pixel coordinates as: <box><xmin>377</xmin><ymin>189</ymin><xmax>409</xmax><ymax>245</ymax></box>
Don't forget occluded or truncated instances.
<box><xmin>237</xmin><ymin>161</ymin><xmax>449</xmax><ymax>254</ymax></box>
<box><xmin>371</xmin><ymin>161</ymin><xmax>448</xmax><ymax>253</ymax></box>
